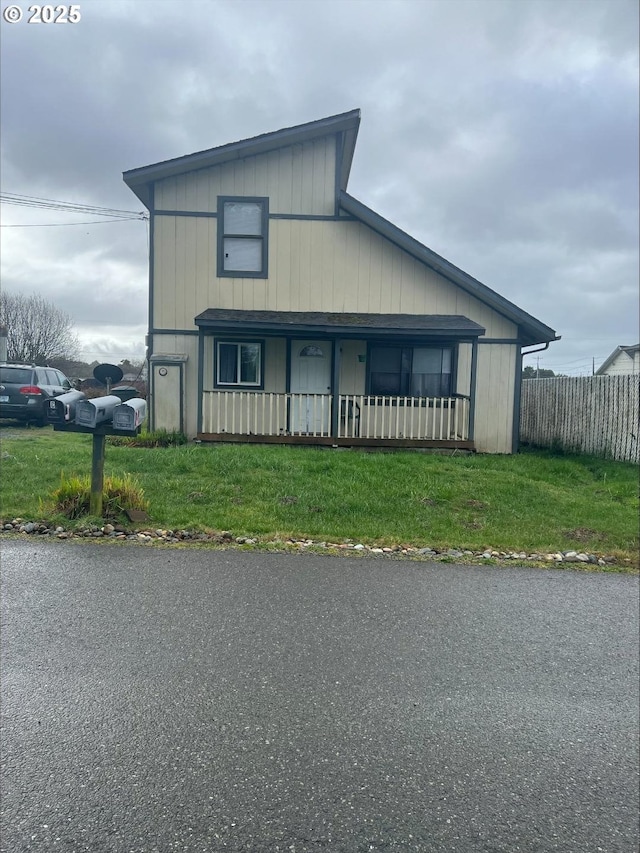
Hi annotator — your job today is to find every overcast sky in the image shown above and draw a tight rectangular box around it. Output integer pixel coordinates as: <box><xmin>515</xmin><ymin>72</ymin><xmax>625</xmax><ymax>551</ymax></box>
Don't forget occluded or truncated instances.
<box><xmin>1</xmin><ymin>0</ymin><xmax>637</xmax><ymax>374</ymax></box>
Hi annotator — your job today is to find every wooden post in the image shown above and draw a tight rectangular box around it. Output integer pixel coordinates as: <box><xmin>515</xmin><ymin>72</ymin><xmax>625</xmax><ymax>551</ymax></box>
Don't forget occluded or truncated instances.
<box><xmin>90</xmin><ymin>432</ymin><xmax>106</xmax><ymax>517</ymax></box>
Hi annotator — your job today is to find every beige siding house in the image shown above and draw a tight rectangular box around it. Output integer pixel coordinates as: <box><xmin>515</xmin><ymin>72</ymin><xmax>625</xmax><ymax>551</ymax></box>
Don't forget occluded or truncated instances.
<box><xmin>595</xmin><ymin>344</ymin><xmax>640</xmax><ymax>377</ymax></box>
<box><xmin>124</xmin><ymin>110</ymin><xmax>558</xmax><ymax>453</ymax></box>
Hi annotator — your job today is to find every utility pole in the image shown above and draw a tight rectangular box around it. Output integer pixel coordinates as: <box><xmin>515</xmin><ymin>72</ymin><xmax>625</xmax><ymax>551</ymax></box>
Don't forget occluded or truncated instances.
<box><xmin>536</xmin><ymin>356</ymin><xmax>540</xmax><ymax>379</ymax></box>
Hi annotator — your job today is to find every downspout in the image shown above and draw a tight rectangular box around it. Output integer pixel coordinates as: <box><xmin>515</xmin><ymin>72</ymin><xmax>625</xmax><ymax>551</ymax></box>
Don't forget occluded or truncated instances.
<box><xmin>514</xmin><ymin>340</ymin><xmax>554</xmax><ymax>453</ymax></box>
<box><xmin>521</xmin><ymin>341</ymin><xmax>552</xmax><ymax>358</ymax></box>
<box><xmin>468</xmin><ymin>338</ymin><xmax>478</xmax><ymax>442</ymax></box>
<box><xmin>512</xmin><ymin>347</ymin><xmax>523</xmax><ymax>453</ymax></box>
<box><xmin>147</xmin><ymin>183</ymin><xmax>155</xmax><ymax>431</ymax></box>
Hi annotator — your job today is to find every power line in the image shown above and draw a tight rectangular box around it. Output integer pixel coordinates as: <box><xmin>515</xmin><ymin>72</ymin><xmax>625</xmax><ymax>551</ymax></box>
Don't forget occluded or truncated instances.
<box><xmin>1</xmin><ymin>220</ymin><xmax>146</xmax><ymax>229</ymax></box>
<box><xmin>524</xmin><ymin>354</ymin><xmax>609</xmax><ymax>368</ymax></box>
<box><xmin>0</xmin><ymin>191</ymin><xmax>148</xmax><ymax>221</ymax></box>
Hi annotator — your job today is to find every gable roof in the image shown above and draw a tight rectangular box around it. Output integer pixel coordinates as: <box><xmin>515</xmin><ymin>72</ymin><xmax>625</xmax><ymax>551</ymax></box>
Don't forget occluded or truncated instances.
<box><xmin>595</xmin><ymin>343</ymin><xmax>640</xmax><ymax>375</ymax></box>
<box><xmin>124</xmin><ymin>109</ymin><xmax>361</xmax><ymax>208</ymax></box>
<box><xmin>340</xmin><ymin>193</ymin><xmax>558</xmax><ymax>347</ymax></box>
<box><xmin>125</xmin><ymin>109</ymin><xmax>559</xmax><ymax>348</ymax></box>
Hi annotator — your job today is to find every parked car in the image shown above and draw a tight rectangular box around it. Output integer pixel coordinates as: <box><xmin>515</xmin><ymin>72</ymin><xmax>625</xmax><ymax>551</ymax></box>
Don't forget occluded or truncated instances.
<box><xmin>0</xmin><ymin>363</ymin><xmax>72</xmax><ymax>426</ymax></box>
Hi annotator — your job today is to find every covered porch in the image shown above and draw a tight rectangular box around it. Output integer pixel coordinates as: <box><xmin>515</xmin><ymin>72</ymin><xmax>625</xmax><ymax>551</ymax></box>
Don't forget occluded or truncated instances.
<box><xmin>194</xmin><ymin>310</ymin><xmax>483</xmax><ymax>449</ymax></box>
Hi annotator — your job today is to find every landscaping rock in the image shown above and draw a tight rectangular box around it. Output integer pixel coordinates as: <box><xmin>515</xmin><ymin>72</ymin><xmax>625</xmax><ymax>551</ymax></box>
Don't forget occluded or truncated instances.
<box><xmin>0</xmin><ymin>516</ymin><xmax>628</xmax><ymax>569</ymax></box>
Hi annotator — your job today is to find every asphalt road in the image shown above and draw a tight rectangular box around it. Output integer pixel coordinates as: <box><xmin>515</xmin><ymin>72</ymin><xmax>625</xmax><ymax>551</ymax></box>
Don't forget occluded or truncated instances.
<box><xmin>1</xmin><ymin>540</ymin><xmax>638</xmax><ymax>853</ymax></box>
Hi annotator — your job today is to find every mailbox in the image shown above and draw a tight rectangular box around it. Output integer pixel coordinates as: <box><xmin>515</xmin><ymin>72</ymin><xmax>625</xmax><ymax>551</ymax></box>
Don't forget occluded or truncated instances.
<box><xmin>45</xmin><ymin>390</ymin><xmax>86</xmax><ymax>424</ymax></box>
<box><xmin>112</xmin><ymin>398</ymin><xmax>147</xmax><ymax>433</ymax></box>
<box><xmin>75</xmin><ymin>395</ymin><xmax>122</xmax><ymax>428</ymax></box>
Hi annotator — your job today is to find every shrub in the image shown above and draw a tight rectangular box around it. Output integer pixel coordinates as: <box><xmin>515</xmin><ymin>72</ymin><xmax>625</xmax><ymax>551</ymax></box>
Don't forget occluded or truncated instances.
<box><xmin>51</xmin><ymin>473</ymin><xmax>149</xmax><ymax>519</ymax></box>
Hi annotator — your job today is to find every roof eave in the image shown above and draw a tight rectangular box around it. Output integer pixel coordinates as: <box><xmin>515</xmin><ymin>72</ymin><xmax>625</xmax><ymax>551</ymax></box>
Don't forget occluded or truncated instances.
<box><xmin>338</xmin><ymin>121</ymin><xmax>360</xmax><ymax>191</ymax></box>
<box><xmin>595</xmin><ymin>347</ymin><xmax>623</xmax><ymax>375</ymax></box>
<box><xmin>124</xmin><ymin>109</ymin><xmax>361</xmax><ymax>209</ymax></box>
<box><xmin>340</xmin><ymin>191</ymin><xmax>559</xmax><ymax>347</ymax></box>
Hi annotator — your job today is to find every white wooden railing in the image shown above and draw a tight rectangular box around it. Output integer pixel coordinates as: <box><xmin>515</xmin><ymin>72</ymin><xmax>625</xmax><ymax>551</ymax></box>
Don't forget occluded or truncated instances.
<box><xmin>201</xmin><ymin>391</ymin><xmax>470</xmax><ymax>441</ymax></box>
<box><xmin>202</xmin><ymin>391</ymin><xmax>332</xmax><ymax>437</ymax></box>
<box><xmin>337</xmin><ymin>395</ymin><xmax>469</xmax><ymax>440</ymax></box>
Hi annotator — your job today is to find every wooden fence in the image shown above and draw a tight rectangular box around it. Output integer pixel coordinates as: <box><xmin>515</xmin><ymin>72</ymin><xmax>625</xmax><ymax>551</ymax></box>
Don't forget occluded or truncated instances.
<box><xmin>520</xmin><ymin>375</ymin><xmax>639</xmax><ymax>463</ymax></box>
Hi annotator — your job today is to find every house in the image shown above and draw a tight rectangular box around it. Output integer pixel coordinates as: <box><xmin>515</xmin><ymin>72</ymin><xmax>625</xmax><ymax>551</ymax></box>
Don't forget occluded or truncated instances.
<box><xmin>595</xmin><ymin>344</ymin><xmax>640</xmax><ymax>376</ymax></box>
<box><xmin>123</xmin><ymin>109</ymin><xmax>558</xmax><ymax>453</ymax></box>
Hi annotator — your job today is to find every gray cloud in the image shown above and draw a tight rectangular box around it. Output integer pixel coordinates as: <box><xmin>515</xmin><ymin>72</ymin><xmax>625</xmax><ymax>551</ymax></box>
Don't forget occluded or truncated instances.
<box><xmin>1</xmin><ymin>0</ymin><xmax>637</xmax><ymax>372</ymax></box>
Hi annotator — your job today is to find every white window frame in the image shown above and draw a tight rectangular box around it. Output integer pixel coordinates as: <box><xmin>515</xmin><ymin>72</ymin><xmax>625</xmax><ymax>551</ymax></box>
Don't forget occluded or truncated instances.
<box><xmin>215</xmin><ymin>340</ymin><xmax>264</xmax><ymax>389</ymax></box>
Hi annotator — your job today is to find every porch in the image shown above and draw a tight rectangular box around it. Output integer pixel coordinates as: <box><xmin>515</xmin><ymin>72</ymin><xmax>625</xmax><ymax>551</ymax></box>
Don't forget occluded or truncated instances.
<box><xmin>193</xmin><ymin>309</ymin><xmax>483</xmax><ymax>450</ymax></box>
<box><xmin>198</xmin><ymin>391</ymin><xmax>473</xmax><ymax>449</ymax></box>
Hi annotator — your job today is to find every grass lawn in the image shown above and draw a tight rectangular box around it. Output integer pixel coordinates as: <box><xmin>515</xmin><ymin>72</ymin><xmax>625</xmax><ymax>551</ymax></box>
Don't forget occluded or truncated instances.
<box><xmin>1</xmin><ymin>424</ymin><xmax>638</xmax><ymax>563</ymax></box>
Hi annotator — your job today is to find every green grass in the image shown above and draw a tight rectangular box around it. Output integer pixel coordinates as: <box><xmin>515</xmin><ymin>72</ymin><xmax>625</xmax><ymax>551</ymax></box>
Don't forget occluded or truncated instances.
<box><xmin>1</xmin><ymin>425</ymin><xmax>638</xmax><ymax>561</ymax></box>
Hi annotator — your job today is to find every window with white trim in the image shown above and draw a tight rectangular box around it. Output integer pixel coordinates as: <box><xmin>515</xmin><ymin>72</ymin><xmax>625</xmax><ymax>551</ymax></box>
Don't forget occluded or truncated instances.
<box><xmin>368</xmin><ymin>346</ymin><xmax>453</xmax><ymax>397</ymax></box>
<box><xmin>217</xmin><ymin>197</ymin><xmax>268</xmax><ymax>278</ymax></box>
<box><xmin>216</xmin><ymin>341</ymin><xmax>263</xmax><ymax>388</ymax></box>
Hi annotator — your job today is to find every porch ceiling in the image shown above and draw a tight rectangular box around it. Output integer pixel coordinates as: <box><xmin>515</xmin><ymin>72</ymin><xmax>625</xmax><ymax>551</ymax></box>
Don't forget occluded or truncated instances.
<box><xmin>194</xmin><ymin>309</ymin><xmax>485</xmax><ymax>339</ymax></box>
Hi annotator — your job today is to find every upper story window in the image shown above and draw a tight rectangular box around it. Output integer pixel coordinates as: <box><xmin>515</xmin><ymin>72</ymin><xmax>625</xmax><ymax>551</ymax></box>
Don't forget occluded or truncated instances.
<box><xmin>217</xmin><ymin>197</ymin><xmax>269</xmax><ymax>278</ymax></box>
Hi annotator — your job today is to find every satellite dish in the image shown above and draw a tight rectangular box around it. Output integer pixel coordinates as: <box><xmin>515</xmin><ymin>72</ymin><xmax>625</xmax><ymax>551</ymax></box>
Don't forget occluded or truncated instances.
<box><xmin>93</xmin><ymin>363</ymin><xmax>123</xmax><ymax>391</ymax></box>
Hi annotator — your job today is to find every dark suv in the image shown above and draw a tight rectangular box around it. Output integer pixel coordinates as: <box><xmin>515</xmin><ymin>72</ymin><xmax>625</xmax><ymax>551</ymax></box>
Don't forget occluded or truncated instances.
<box><xmin>0</xmin><ymin>364</ymin><xmax>72</xmax><ymax>425</ymax></box>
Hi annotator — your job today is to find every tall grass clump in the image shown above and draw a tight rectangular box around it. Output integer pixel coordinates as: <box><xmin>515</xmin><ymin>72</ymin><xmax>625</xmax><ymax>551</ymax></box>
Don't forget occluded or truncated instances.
<box><xmin>50</xmin><ymin>473</ymin><xmax>149</xmax><ymax>520</ymax></box>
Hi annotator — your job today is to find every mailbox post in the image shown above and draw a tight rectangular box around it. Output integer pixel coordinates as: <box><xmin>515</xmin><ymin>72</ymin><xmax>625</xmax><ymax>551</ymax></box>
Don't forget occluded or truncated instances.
<box><xmin>51</xmin><ymin>363</ymin><xmax>146</xmax><ymax>519</ymax></box>
<box><xmin>90</xmin><ymin>432</ymin><xmax>106</xmax><ymax>516</ymax></box>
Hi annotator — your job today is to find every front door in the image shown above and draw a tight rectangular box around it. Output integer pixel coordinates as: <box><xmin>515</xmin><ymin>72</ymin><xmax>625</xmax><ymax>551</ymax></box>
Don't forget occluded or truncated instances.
<box><xmin>290</xmin><ymin>340</ymin><xmax>331</xmax><ymax>434</ymax></box>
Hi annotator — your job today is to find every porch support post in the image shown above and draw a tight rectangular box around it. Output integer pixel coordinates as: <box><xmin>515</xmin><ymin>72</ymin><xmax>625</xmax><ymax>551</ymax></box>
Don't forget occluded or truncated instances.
<box><xmin>285</xmin><ymin>339</ymin><xmax>292</xmax><ymax>392</ymax></box>
<box><xmin>89</xmin><ymin>432</ymin><xmax>106</xmax><ymax>517</ymax></box>
<box><xmin>468</xmin><ymin>337</ymin><xmax>479</xmax><ymax>441</ymax></box>
<box><xmin>197</xmin><ymin>329</ymin><xmax>205</xmax><ymax>434</ymax></box>
<box><xmin>285</xmin><ymin>338</ymin><xmax>292</xmax><ymax>433</ymax></box>
<box><xmin>331</xmin><ymin>340</ymin><xmax>341</xmax><ymax>439</ymax></box>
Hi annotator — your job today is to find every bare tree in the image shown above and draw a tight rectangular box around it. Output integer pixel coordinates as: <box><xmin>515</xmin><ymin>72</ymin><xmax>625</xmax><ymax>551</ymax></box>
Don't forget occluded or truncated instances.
<box><xmin>0</xmin><ymin>292</ymin><xmax>80</xmax><ymax>365</ymax></box>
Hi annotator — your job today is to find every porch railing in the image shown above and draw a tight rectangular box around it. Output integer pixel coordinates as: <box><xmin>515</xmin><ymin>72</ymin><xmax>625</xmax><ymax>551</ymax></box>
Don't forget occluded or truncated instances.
<box><xmin>202</xmin><ymin>391</ymin><xmax>470</xmax><ymax>441</ymax></box>
<box><xmin>202</xmin><ymin>391</ymin><xmax>332</xmax><ymax>437</ymax></box>
<box><xmin>337</xmin><ymin>395</ymin><xmax>469</xmax><ymax>440</ymax></box>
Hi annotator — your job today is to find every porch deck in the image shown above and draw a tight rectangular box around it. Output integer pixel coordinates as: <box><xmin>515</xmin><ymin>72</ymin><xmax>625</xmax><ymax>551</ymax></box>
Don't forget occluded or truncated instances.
<box><xmin>198</xmin><ymin>391</ymin><xmax>474</xmax><ymax>449</ymax></box>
